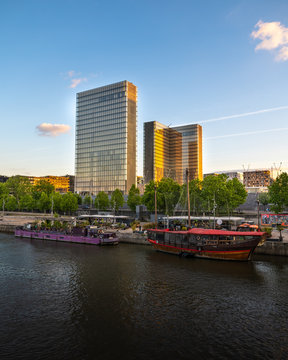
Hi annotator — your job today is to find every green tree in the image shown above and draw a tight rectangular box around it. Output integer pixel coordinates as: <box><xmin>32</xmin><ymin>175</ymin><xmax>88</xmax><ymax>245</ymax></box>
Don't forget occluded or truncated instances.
<box><xmin>94</xmin><ymin>191</ymin><xmax>109</xmax><ymax>210</ymax></box>
<box><xmin>142</xmin><ymin>180</ymin><xmax>157</xmax><ymax>212</ymax></box>
<box><xmin>110</xmin><ymin>189</ymin><xmax>124</xmax><ymax>213</ymax></box>
<box><xmin>0</xmin><ymin>183</ymin><xmax>9</xmax><ymax>212</ymax></box>
<box><xmin>258</xmin><ymin>192</ymin><xmax>270</xmax><ymax>210</ymax></box>
<box><xmin>84</xmin><ymin>195</ymin><xmax>92</xmax><ymax>207</ymax></box>
<box><xmin>142</xmin><ymin>178</ymin><xmax>180</xmax><ymax>215</ymax></box>
<box><xmin>127</xmin><ymin>184</ymin><xmax>141</xmax><ymax>212</ymax></box>
<box><xmin>268</xmin><ymin>172</ymin><xmax>288</xmax><ymax>213</ymax></box>
<box><xmin>201</xmin><ymin>174</ymin><xmax>229</xmax><ymax>215</ymax></box>
<box><xmin>74</xmin><ymin>193</ymin><xmax>82</xmax><ymax>205</ymax></box>
<box><xmin>5</xmin><ymin>195</ymin><xmax>17</xmax><ymax>211</ymax></box>
<box><xmin>225</xmin><ymin>178</ymin><xmax>247</xmax><ymax>215</ymax></box>
<box><xmin>5</xmin><ymin>176</ymin><xmax>32</xmax><ymax>209</ymax></box>
<box><xmin>34</xmin><ymin>179</ymin><xmax>55</xmax><ymax>196</ymax></box>
<box><xmin>157</xmin><ymin>177</ymin><xmax>180</xmax><ymax>215</ymax></box>
<box><xmin>51</xmin><ymin>192</ymin><xmax>63</xmax><ymax>213</ymax></box>
<box><xmin>180</xmin><ymin>179</ymin><xmax>202</xmax><ymax>215</ymax></box>
<box><xmin>61</xmin><ymin>192</ymin><xmax>78</xmax><ymax>214</ymax></box>
<box><xmin>38</xmin><ymin>192</ymin><xmax>52</xmax><ymax>213</ymax></box>
<box><xmin>19</xmin><ymin>194</ymin><xmax>35</xmax><ymax>211</ymax></box>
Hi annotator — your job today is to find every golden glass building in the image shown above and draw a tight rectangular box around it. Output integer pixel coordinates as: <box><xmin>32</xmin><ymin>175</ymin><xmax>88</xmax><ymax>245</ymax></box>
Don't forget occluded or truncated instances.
<box><xmin>29</xmin><ymin>175</ymin><xmax>74</xmax><ymax>193</ymax></box>
<box><xmin>144</xmin><ymin>121</ymin><xmax>202</xmax><ymax>184</ymax></box>
<box><xmin>75</xmin><ymin>81</ymin><xmax>137</xmax><ymax>195</ymax></box>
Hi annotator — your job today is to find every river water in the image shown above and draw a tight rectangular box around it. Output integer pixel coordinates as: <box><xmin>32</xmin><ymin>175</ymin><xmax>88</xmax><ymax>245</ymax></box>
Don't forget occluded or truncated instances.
<box><xmin>0</xmin><ymin>233</ymin><xmax>288</xmax><ymax>360</ymax></box>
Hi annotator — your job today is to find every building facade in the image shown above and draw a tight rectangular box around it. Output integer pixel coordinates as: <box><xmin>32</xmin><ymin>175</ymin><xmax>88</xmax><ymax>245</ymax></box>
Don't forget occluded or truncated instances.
<box><xmin>204</xmin><ymin>171</ymin><xmax>243</xmax><ymax>183</ymax></box>
<box><xmin>75</xmin><ymin>81</ymin><xmax>137</xmax><ymax>195</ymax></box>
<box><xmin>243</xmin><ymin>169</ymin><xmax>273</xmax><ymax>189</ymax></box>
<box><xmin>31</xmin><ymin>175</ymin><xmax>74</xmax><ymax>193</ymax></box>
<box><xmin>144</xmin><ymin>121</ymin><xmax>202</xmax><ymax>185</ymax></box>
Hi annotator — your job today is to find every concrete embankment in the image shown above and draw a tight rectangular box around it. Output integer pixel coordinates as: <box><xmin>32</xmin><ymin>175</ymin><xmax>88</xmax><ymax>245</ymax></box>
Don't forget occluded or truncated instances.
<box><xmin>0</xmin><ymin>224</ymin><xmax>15</xmax><ymax>233</ymax></box>
<box><xmin>0</xmin><ymin>216</ymin><xmax>150</xmax><ymax>245</ymax></box>
<box><xmin>255</xmin><ymin>241</ymin><xmax>288</xmax><ymax>257</ymax></box>
<box><xmin>117</xmin><ymin>231</ymin><xmax>149</xmax><ymax>245</ymax></box>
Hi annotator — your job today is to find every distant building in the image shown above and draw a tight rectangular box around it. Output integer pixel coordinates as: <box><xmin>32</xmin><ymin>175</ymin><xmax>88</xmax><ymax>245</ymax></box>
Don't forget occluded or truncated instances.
<box><xmin>75</xmin><ymin>81</ymin><xmax>137</xmax><ymax>195</ymax></box>
<box><xmin>204</xmin><ymin>171</ymin><xmax>243</xmax><ymax>183</ymax></box>
<box><xmin>144</xmin><ymin>121</ymin><xmax>202</xmax><ymax>184</ymax></box>
<box><xmin>32</xmin><ymin>175</ymin><xmax>73</xmax><ymax>193</ymax></box>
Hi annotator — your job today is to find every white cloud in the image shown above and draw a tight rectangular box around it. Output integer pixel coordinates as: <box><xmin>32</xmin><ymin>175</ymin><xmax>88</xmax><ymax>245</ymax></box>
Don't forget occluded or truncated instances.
<box><xmin>197</xmin><ymin>105</ymin><xmax>288</xmax><ymax>124</ymax></box>
<box><xmin>276</xmin><ymin>46</ymin><xmax>288</xmax><ymax>62</ymax></box>
<box><xmin>69</xmin><ymin>77</ymin><xmax>87</xmax><ymax>88</ymax></box>
<box><xmin>206</xmin><ymin>127</ymin><xmax>288</xmax><ymax>140</ymax></box>
<box><xmin>36</xmin><ymin>123</ymin><xmax>71</xmax><ymax>137</ymax></box>
<box><xmin>67</xmin><ymin>70</ymin><xmax>75</xmax><ymax>77</ymax></box>
<box><xmin>251</xmin><ymin>20</ymin><xmax>288</xmax><ymax>61</ymax></box>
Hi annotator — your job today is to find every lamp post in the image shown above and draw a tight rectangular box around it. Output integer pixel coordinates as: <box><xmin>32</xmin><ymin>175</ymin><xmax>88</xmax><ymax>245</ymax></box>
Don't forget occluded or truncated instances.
<box><xmin>256</xmin><ymin>199</ymin><xmax>260</xmax><ymax>228</ymax></box>
<box><xmin>186</xmin><ymin>168</ymin><xmax>191</xmax><ymax>228</ymax></box>
<box><xmin>154</xmin><ymin>184</ymin><xmax>157</xmax><ymax>229</ymax></box>
<box><xmin>51</xmin><ymin>195</ymin><xmax>54</xmax><ymax>215</ymax></box>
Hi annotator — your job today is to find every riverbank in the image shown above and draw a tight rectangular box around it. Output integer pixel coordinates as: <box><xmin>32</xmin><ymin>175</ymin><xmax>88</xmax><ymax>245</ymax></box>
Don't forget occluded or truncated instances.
<box><xmin>0</xmin><ymin>214</ymin><xmax>150</xmax><ymax>245</ymax></box>
<box><xmin>1</xmin><ymin>213</ymin><xmax>288</xmax><ymax>255</ymax></box>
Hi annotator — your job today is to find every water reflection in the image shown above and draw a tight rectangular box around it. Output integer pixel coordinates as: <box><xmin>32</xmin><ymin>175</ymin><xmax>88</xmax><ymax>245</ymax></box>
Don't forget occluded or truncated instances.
<box><xmin>0</xmin><ymin>234</ymin><xmax>288</xmax><ymax>360</ymax></box>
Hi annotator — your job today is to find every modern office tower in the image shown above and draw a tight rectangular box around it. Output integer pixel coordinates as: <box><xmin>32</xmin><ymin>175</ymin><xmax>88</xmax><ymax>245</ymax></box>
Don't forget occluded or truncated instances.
<box><xmin>144</xmin><ymin>121</ymin><xmax>202</xmax><ymax>184</ymax></box>
<box><xmin>75</xmin><ymin>81</ymin><xmax>137</xmax><ymax>195</ymax></box>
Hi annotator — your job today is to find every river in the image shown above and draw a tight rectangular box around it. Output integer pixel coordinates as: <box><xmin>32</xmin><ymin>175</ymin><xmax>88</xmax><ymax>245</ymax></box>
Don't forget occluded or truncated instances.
<box><xmin>0</xmin><ymin>233</ymin><xmax>287</xmax><ymax>360</ymax></box>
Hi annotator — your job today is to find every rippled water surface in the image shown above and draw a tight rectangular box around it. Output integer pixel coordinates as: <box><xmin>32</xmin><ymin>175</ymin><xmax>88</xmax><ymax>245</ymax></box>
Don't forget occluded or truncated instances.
<box><xmin>1</xmin><ymin>233</ymin><xmax>288</xmax><ymax>360</ymax></box>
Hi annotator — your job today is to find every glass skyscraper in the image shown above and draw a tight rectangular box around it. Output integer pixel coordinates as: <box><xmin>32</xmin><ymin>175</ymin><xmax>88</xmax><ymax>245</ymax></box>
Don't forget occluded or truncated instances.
<box><xmin>144</xmin><ymin>121</ymin><xmax>202</xmax><ymax>185</ymax></box>
<box><xmin>75</xmin><ymin>81</ymin><xmax>137</xmax><ymax>195</ymax></box>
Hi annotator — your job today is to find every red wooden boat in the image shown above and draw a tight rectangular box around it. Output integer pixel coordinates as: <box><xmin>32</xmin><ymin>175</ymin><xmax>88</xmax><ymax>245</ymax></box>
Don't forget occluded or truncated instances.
<box><xmin>147</xmin><ymin>228</ymin><xmax>266</xmax><ymax>261</ymax></box>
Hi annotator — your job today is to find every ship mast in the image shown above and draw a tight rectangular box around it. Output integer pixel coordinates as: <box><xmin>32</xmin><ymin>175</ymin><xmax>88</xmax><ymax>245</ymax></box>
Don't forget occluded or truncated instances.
<box><xmin>154</xmin><ymin>183</ymin><xmax>157</xmax><ymax>229</ymax></box>
<box><xmin>186</xmin><ymin>168</ymin><xmax>191</xmax><ymax>228</ymax></box>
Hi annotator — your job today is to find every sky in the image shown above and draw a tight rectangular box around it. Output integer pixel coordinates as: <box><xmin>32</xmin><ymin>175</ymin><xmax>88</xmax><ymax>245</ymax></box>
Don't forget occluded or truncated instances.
<box><xmin>1</xmin><ymin>0</ymin><xmax>288</xmax><ymax>177</ymax></box>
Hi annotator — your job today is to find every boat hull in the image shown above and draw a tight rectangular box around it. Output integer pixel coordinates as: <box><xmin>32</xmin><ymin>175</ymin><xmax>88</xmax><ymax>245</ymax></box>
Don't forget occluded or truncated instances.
<box><xmin>148</xmin><ymin>240</ymin><xmax>256</xmax><ymax>261</ymax></box>
<box><xmin>147</xmin><ymin>228</ymin><xmax>266</xmax><ymax>261</ymax></box>
<box><xmin>15</xmin><ymin>229</ymin><xmax>119</xmax><ymax>246</ymax></box>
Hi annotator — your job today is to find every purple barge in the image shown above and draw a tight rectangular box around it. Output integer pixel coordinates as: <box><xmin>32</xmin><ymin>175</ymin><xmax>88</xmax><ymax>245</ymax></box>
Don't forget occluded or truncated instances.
<box><xmin>15</xmin><ymin>226</ymin><xmax>119</xmax><ymax>246</ymax></box>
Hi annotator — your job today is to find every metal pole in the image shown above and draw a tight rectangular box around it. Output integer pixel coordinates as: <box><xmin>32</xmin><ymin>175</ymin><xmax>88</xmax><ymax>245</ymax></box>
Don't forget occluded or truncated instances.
<box><xmin>213</xmin><ymin>192</ymin><xmax>216</xmax><ymax>229</ymax></box>
<box><xmin>257</xmin><ymin>199</ymin><xmax>260</xmax><ymax>227</ymax></box>
<box><xmin>154</xmin><ymin>184</ymin><xmax>157</xmax><ymax>229</ymax></box>
<box><xmin>51</xmin><ymin>196</ymin><xmax>54</xmax><ymax>215</ymax></box>
<box><xmin>186</xmin><ymin>168</ymin><xmax>191</xmax><ymax>228</ymax></box>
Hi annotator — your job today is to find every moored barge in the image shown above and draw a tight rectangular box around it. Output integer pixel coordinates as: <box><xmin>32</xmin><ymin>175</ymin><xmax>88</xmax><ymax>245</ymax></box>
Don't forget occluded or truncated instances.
<box><xmin>147</xmin><ymin>228</ymin><xmax>266</xmax><ymax>261</ymax></box>
<box><xmin>15</xmin><ymin>226</ymin><xmax>119</xmax><ymax>246</ymax></box>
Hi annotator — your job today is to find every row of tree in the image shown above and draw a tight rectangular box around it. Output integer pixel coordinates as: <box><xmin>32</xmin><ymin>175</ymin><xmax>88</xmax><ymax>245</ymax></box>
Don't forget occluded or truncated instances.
<box><xmin>259</xmin><ymin>172</ymin><xmax>288</xmax><ymax>213</ymax></box>
<box><xmin>0</xmin><ymin>176</ymin><xmax>80</xmax><ymax>214</ymax></box>
<box><xmin>142</xmin><ymin>174</ymin><xmax>247</xmax><ymax>216</ymax></box>
<box><xmin>2</xmin><ymin>173</ymin><xmax>287</xmax><ymax>215</ymax></box>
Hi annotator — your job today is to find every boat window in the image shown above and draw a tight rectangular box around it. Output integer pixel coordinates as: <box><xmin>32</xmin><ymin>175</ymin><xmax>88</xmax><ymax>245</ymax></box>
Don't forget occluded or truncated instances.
<box><xmin>156</xmin><ymin>233</ymin><xmax>165</xmax><ymax>241</ymax></box>
<box><xmin>182</xmin><ymin>235</ymin><xmax>188</xmax><ymax>242</ymax></box>
<box><xmin>169</xmin><ymin>234</ymin><xmax>177</xmax><ymax>243</ymax></box>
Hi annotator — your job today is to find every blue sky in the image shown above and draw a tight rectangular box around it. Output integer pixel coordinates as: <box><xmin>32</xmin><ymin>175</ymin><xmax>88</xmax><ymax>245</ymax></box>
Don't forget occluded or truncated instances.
<box><xmin>1</xmin><ymin>0</ymin><xmax>288</xmax><ymax>177</ymax></box>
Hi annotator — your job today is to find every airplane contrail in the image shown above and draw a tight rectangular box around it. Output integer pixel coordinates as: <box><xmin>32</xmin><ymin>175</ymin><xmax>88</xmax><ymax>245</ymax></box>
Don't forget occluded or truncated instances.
<box><xmin>199</xmin><ymin>105</ymin><xmax>288</xmax><ymax>124</ymax></box>
<box><xmin>206</xmin><ymin>127</ymin><xmax>288</xmax><ymax>140</ymax></box>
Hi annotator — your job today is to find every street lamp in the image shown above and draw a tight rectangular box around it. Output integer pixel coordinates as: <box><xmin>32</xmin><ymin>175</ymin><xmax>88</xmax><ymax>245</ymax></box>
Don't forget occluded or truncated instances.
<box><xmin>256</xmin><ymin>199</ymin><xmax>260</xmax><ymax>228</ymax></box>
<box><xmin>186</xmin><ymin>168</ymin><xmax>191</xmax><ymax>228</ymax></box>
<box><xmin>154</xmin><ymin>184</ymin><xmax>157</xmax><ymax>229</ymax></box>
